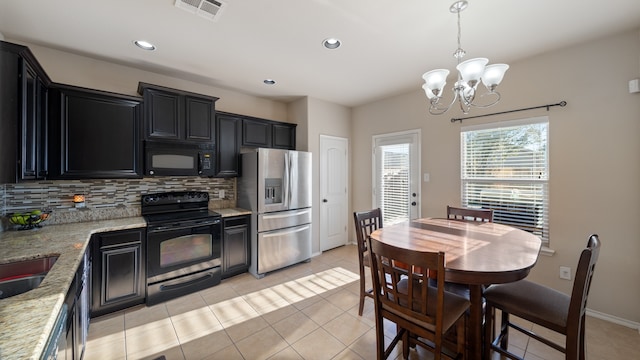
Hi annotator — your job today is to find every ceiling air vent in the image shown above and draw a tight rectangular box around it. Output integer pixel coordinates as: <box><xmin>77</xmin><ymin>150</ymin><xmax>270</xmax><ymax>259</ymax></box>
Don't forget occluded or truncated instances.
<box><xmin>175</xmin><ymin>0</ymin><xmax>226</xmax><ymax>22</ymax></box>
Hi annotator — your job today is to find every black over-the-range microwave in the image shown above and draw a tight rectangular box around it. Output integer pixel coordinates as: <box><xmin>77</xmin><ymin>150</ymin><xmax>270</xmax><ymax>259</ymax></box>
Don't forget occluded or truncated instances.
<box><xmin>144</xmin><ymin>140</ymin><xmax>215</xmax><ymax>177</ymax></box>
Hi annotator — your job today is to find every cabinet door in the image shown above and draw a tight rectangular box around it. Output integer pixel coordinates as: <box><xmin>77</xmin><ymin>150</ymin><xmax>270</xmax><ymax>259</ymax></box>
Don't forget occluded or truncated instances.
<box><xmin>144</xmin><ymin>88</ymin><xmax>182</xmax><ymax>140</ymax></box>
<box><xmin>222</xmin><ymin>216</ymin><xmax>250</xmax><ymax>278</ymax></box>
<box><xmin>49</xmin><ymin>86</ymin><xmax>142</xmax><ymax>179</ymax></box>
<box><xmin>21</xmin><ymin>65</ymin><xmax>48</xmax><ymax>180</ymax></box>
<box><xmin>91</xmin><ymin>228</ymin><xmax>146</xmax><ymax>318</ymax></box>
<box><xmin>215</xmin><ymin>113</ymin><xmax>241</xmax><ymax>177</ymax></box>
<box><xmin>272</xmin><ymin>123</ymin><xmax>296</xmax><ymax>150</ymax></box>
<box><xmin>0</xmin><ymin>45</ymin><xmax>49</xmax><ymax>183</ymax></box>
<box><xmin>185</xmin><ymin>95</ymin><xmax>214</xmax><ymax>142</ymax></box>
<box><xmin>101</xmin><ymin>245</ymin><xmax>141</xmax><ymax>305</ymax></box>
<box><xmin>242</xmin><ymin>118</ymin><xmax>272</xmax><ymax>147</ymax></box>
<box><xmin>0</xmin><ymin>49</ymin><xmax>19</xmax><ymax>184</ymax></box>
<box><xmin>21</xmin><ymin>66</ymin><xmax>38</xmax><ymax>178</ymax></box>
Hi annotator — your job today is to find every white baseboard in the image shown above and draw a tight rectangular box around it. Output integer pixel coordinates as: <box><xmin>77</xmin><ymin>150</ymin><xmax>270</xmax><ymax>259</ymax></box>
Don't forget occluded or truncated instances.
<box><xmin>587</xmin><ymin>308</ymin><xmax>640</xmax><ymax>333</ymax></box>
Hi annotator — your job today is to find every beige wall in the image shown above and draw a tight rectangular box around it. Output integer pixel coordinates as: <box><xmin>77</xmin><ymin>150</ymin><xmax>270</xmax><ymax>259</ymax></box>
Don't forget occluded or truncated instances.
<box><xmin>303</xmin><ymin>97</ymin><xmax>352</xmax><ymax>255</ymax></box>
<box><xmin>352</xmin><ymin>29</ymin><xmax>640</xmax><ymax>324</ymax></box>
<box><xmin>10</xmin><ymin>39</ymin><xmax>290</xmax><ymax>122</ymax></box>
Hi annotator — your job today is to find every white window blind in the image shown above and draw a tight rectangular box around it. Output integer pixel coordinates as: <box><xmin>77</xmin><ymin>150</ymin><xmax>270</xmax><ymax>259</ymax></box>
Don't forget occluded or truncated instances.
<box><xmin>378</xmin><ymin>143</ymin><xmax>410</xmax><ymax>226</ymax></box>
<box><xmin>461</xmin><ymin>117</ymin><xmax>549</xmax><ymax>244</ymax></box>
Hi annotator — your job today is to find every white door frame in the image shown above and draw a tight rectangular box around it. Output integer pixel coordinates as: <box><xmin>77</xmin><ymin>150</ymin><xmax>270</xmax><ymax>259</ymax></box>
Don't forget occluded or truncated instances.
<box><xmin>319</xmin><ymin>135</ymin><xmax>349</xmax><ymax>251</ymax></box>
<box><xmin>372</xmin><ymin>129</ymin><xmax>421</xmax><ymax>224</ymax></box>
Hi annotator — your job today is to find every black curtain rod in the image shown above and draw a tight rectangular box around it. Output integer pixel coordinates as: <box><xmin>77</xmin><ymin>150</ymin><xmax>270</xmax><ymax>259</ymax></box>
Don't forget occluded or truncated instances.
<box><xmin>450</xmin><ymin>101</ymin><xmax>567</xmax><ymax>123</ymax></box>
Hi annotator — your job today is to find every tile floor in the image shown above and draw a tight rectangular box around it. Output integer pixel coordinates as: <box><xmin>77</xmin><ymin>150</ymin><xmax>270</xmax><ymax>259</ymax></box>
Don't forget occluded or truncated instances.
<box><xmin>85</xmin><ymin>244</ymin><xmax>640</xmax><ymax>360</ymax></box>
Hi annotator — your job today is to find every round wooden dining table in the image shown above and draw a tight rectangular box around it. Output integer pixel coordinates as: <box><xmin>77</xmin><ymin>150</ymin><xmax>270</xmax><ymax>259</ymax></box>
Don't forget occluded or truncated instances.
<box><xmin>370</xmin><ymin>217</ymin><xmax>542</xmax><ymax>359</ymax></box>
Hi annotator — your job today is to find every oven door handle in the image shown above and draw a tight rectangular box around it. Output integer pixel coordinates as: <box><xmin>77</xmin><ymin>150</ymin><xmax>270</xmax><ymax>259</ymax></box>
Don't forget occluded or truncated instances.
<box><xmin>159</xmin><ymin>271</ymin><xmax>216</xmax><ymax>292</ymax></box>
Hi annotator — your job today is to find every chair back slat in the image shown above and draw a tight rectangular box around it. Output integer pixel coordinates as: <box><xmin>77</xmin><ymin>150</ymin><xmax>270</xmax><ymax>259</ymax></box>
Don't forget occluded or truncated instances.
<box><xmin>354</xmin><ymin>208</ymin><xmax>383</xmax><ymax>255</ymax></box>
<box><xmin>368</xmin><ymin>237</ymin><xmax>445</xmax><ymax>330</ymax></box>
<box><xmin>447</xmin><ymin>205</ymin><xmax>493</xmax><ymax>222</ymax></box>
<box><xmin>567</xmin><ymin>234</ymin><xmax>601</xmax><ymax>331</ymax></box>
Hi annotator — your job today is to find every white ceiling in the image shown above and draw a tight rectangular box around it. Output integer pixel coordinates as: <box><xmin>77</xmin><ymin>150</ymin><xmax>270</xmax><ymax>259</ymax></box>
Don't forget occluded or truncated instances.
<box><xmin>1</xmin><ymin>0</ymin><xmax>639</xmax><ymax>107</ymax></box>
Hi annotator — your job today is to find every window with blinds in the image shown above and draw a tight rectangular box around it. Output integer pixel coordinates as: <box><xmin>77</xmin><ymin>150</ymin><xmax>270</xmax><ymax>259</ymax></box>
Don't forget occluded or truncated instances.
<box><xmin>378</xmin><ymin>143</ymin><xmax>410</xmax><ymax>226</ymax></box>
<box><xmin>461</xmin><ymin>117</ymin><xmax>549</xmax><ymax>244</ymax></box>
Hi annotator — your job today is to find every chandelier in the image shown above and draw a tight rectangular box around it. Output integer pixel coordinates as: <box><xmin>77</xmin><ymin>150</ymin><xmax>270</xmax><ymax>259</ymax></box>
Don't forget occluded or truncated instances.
<box><xmin>422</xmin><ymin>1</ymin><xmax>509</xmax><ymax>115</ymax></box>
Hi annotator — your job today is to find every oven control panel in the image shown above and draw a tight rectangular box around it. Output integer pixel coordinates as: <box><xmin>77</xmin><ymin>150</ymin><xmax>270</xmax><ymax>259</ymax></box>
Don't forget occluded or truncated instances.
<box><xmin>142</xmin><ymin>191</ymin><xmax>209</xmax><ymax>205</ymax></box>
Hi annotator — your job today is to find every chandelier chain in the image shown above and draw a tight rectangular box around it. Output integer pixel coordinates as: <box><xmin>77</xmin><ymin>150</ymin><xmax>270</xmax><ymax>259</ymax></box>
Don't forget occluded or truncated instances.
<box><xmin>453</xmin><ymin>5</ymin><xmax>466</xmax><ymax>60</ymax></box>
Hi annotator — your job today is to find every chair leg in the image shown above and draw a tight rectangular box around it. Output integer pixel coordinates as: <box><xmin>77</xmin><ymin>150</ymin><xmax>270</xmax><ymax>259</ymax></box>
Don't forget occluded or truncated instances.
<box><xmin>457</xmin><ymin>316</ymin><xmax>467</xmax><ymax>360</ymax></box>
<box><xmin>499</xmin><ymin>310</ymin><xmax>510</xmax><ymax>350</ymax></box>
<box><xmin>579</xmin><ymin>318</ymin><xmax>586</xmax><ymax>360</ymax></box>
<box><xmin>484</xmin><ymin>305</ymin><xmax>493</xmax><ymax>359</ymax></box>
<box><xmin>375</xmin><ymin>310</ymin><xmax>386</xmax><ymax>360</ymax></box>
<box><xmin>358</xmin><ymin>268</ymin><xmax>366</xmax><ymax>316</ymax></box>
<box><xmin>402</xmin><ymin>330</ymin><xmax>410</xmax><ymax>359</ymax></box>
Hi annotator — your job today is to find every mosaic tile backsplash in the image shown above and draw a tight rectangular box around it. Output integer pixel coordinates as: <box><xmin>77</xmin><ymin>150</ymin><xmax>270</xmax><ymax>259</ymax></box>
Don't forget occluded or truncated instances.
<box><xmin>0</xmin><ymin>177</ymin><xmax>236</xmax><ymax>232</ymax></box>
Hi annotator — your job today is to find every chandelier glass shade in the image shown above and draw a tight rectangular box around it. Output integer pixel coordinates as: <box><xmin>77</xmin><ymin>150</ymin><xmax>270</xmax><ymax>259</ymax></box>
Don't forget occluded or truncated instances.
<box><xmin>422</xmin><ymin>1</ymin><xmax>509</xmax><ymax>115</ymax></box>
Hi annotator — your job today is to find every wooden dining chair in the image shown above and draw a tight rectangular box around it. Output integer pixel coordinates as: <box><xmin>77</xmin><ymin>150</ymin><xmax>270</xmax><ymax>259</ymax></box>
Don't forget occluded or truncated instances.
<box><xmin>483</xmin><ymin>234</ymin><xmax>601</xmax><ymax>360</ymax></box>
<box><xmin>447</xmin><ymin>205</ymin><xmax>493</xmax><ymax>223</ymax></box>
<box><xmin>443</xmin><ymin>205</ymin><xmax>493</xmax><ymax>298</ymax></box>
<box><xmin>353</xmin><ymin>208</ymin><xmax>383</xmax><ymax>316</ymax></box>
<box><xmin>367</xmin><ymin>236</ymin><xmax>469</xmax><ymax>360</ymax></box>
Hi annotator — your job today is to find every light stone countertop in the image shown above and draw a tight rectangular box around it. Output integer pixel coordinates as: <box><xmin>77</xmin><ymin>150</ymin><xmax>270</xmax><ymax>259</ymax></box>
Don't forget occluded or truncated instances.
<box><xmin>0</xmin><ymin>217</ymin><xmax>147</xmax><ymax>360</ymax></box>
<box><xmin>213</xmin><ymin>207</ymin><xmax>252</xmax><ymax>218</ymax></box>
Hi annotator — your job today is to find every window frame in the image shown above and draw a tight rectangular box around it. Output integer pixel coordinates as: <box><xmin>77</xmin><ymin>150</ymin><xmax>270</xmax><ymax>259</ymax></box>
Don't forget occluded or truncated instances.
<box><xmin>460</xmin><ymin>116</ymin><xmax>550</xmax><ymax>245</ymax></box>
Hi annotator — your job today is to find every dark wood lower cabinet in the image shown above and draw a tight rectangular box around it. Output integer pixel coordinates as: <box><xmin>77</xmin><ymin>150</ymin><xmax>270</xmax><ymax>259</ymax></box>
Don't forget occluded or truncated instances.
<box><xmin>91</xmin><ymin>228</ymin><xmax>146</xmax><ymax>318</ymax></box>
<box><xmin>222</xmin><ymin>215</ymin><xmax>250</xmax><ymax>278</ymax></box>
<box><xmin>64</xmin><ymin>249</ymin><xmax>90</xmax><ymax>360</ymax></box>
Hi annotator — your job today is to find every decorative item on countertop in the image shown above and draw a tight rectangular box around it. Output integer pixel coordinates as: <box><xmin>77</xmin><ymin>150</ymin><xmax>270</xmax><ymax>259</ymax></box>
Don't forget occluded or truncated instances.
<box><xmin>73</xmin><ymin>194</ymin><xmax>86</xmax><ymax>208</ymax></box>
<box><xmin>7</xmin><ymin>209</ymin><xmax>52</xmax><ymax>230</ymax></box>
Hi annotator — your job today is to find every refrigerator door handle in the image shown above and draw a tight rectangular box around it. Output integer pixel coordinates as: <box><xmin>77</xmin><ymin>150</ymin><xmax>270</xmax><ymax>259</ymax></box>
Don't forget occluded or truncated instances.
<box><xmin>283</xmin><ymin>151</ymin><xmax>290</xmax><ymax>208</ymax></box>
<box><xmin>261</xmin><ymin>209</ymin><xmax>310</xmax><ymax>220</ymax></box>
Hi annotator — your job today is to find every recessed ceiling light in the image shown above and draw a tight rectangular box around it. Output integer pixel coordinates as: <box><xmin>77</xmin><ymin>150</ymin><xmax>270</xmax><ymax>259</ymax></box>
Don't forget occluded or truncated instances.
<box><xmin>323</xmin><ymin>38</ymin><xmax>341</xmax><ymax>50</ymax></box>
<box><xmin>134</xmin><ymin>40</ymin><xmax>156</xmax><ymax>51</ymax></box>
<box><xmin>264</xmin><ymin>79</ymin><xmax>276</xmax><ymax>85</ymax></box>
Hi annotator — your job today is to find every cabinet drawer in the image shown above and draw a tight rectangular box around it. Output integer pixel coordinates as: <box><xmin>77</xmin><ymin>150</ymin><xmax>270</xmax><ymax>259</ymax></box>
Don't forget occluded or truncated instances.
<box><xmin>224</xmin><ymin>215</ymin><xmax>249</xmax><ymax>228</ymax></box>
<box><xmin>97</xmin><ymin>229</ymin><xmax>143</xmax><ymax>248</ymax></box>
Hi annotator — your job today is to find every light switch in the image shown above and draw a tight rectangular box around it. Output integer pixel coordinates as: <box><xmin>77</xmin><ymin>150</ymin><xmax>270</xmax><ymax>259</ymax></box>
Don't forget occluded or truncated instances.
<box><xmin>629</xmin><ymin>78</ymin><xmax>640</xmax><ymax>94</ymax></box>
<box><xmin>423</xmin><ymin>173</ymin><xmax>430</xmax><ymax>182</ymax></box>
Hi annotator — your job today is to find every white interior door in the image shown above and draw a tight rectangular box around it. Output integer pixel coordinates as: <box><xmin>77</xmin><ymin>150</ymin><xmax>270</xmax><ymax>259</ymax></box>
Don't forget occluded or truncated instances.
<box><xmin>373</xmin><ymin>130</ymin><xmax>421</xmax><ymax>225</ymax></box>
<box><xmin>320</xmin><ymin>135</ymin><xmax>348</xmax><ymax>251</ymax></box>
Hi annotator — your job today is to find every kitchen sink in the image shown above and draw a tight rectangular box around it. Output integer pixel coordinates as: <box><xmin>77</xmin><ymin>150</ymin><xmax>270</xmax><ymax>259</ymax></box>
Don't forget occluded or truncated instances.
<box><xmin>0</xmin><ymin>255</ymin><xmax>59</xmax><ymax>299</ymax></box>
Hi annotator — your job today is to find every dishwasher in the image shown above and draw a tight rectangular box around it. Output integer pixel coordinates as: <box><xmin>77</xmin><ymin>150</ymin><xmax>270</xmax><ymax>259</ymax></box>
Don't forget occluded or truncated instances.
<box><xmin>41</xmin><ymin>304</ymin><xmax>67</xmax><ymax>359</ymax></box>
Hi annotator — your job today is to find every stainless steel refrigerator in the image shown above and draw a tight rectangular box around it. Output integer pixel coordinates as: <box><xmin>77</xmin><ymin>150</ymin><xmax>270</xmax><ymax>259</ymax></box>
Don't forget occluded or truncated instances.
<box><xmin>238</xmin><ymin>148</ymin><xmax>312</xmax><ymax>278</ymax></box>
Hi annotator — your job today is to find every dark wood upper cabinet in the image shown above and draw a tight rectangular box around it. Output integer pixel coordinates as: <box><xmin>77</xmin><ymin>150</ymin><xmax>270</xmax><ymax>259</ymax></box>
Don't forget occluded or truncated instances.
<box><xmin>0</xmin><ymin>41</ymin><xmax>51</xmax><ymax>183</ymax></box>
<box><xmin>215</xmin><ymin>112</ymin><xmax>241</xmax><ymax>177</ymax></box>
<box><xmin>48</xmin><ymin>84</ymin><xmax>143</xmax><ymax>179</ymax></box>
<box><xmin>242</xmin><ymin>117</ymin><xmax>272</xmax><ymax>148</ymax></box>
<box><xmin>272</xmin><ymin>123</ymin><xmax>296</xmax><ymax>150</ymax></box>
<box><xmin>241</xmin><ymin>116</ymin><xmax>296</xmax><ymax>150</ymax></box>
<box><xmin>138</xmin><ymin>82</ymin><xmax>218</xmax><ymax>143</ymax></box>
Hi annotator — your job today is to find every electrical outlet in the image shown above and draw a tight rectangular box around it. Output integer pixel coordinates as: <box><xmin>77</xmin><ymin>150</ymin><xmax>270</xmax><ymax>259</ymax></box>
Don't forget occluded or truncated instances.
<box><xmin>559</xmin><ymin>266</ymin><xmax>571</xmax><ymax>280</ymax></box>
<box><xmin>218</xmin><ymin>190</ymin><xmax>225</xmax><ymax>199</ymax></box>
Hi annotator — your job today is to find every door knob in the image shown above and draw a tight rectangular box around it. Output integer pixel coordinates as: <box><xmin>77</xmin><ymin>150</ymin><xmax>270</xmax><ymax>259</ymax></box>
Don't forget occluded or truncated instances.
<box><xmin>323</xmin><ymin>199</ymin><xmax>328</xmax><ymax>203</ymax></box>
